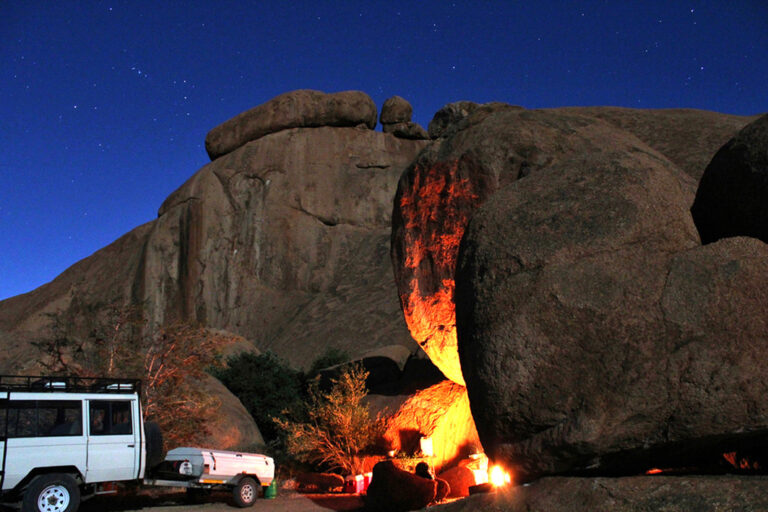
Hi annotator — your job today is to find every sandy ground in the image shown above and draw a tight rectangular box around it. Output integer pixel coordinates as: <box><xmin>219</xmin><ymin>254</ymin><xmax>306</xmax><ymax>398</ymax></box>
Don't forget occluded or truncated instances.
<box><xmin>0</xmin><ymin>487</ymin><xmax>463</xmax><ymax>511</ymax></box>
<box><xmin>0</xmin><ymin>489</ymin><xmax>365</xmax><ymax>512</ymax></box>
<box><xmin>76</xmin><ymin>489</ymin><xmax>366</xmax><ymax>512</ymax></box>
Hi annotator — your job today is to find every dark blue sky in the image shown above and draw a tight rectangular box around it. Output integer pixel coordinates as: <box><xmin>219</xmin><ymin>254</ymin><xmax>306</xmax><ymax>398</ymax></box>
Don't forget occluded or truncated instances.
<box><xmin>2</xmin><ymin>1</ymin><xmax>767</xmax><ymax>300</ymax></box>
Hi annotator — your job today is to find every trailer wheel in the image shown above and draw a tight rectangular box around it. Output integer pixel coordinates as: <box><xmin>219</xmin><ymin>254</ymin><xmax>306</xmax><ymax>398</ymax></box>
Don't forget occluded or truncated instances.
<box><xmin>233</xmin><ymin>477</ymin><xmax>259</xmax><ymax>507</ymax></box>
<box><xmin>22</xmin><ymin>473</ymin><xmax>80</xmax><ymax>512</ymax></box>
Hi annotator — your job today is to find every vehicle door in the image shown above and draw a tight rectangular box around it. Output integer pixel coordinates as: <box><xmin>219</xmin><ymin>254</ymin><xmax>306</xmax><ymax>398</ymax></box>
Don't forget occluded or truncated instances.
<box><xmin>85</xmin><ymin>399</ymin><xmax>138</xmax><ymax>482</ymax></box>
<box><xmin>0</xmin><ymin>396</ymin><xmax>87</xmax><ymax>490</ymax></box>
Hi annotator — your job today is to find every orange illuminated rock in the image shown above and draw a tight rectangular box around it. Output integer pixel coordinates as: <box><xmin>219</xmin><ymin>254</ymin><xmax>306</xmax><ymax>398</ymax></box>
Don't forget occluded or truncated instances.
<box><xmin>391</xmin><ymin>104</ymin><xmax>748</xmax><ymax>385</ymax></box>
<box><xmin>383</xmin><ymin>380</ymin><xmax>480</xmax><ymax>472</ymax></box>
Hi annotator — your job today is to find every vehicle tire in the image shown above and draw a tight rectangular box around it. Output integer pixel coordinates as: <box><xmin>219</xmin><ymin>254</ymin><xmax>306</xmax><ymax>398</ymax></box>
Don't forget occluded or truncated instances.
<box><xmin>21</xmin><ymin>473</ymin><xmax>80</xmax><ymax>512</ymax></box>
<box><xmin>144</xmin><ymin>421</ymin><xmax>165</xmax><ymax>470</ymax></box>
<box><xmin>233</xmin><ymin>477</ymin><xmax>259</xmax><ymax>507</ymax></box>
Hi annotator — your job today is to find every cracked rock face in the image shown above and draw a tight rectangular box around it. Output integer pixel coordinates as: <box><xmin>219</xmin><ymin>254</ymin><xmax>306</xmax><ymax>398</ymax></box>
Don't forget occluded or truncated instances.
<box><xmin>455</xmin><ymin>149</ymin><xmax>768</xmax><ymax>481</ymax></box>
<box><xmin>135</xmin><ymin>126</ymin><xmax>428</xmax><ymax>367</ymax></box>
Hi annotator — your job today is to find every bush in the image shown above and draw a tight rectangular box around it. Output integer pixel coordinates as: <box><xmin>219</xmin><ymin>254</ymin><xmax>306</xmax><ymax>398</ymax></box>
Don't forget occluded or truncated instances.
<box><xmin>213</xmin><ymin>351</ymin><xmax>304</xmax><ymax>442</ymax></box>
<box><xmin>274</xmin><ymin>363</ymin><xmax>384</xmax><ymax>475</ymax></box>
<box><xmin>306</xmin><ymin>348</ymin><xmax>350</xmax><ymax>377</ymax></box>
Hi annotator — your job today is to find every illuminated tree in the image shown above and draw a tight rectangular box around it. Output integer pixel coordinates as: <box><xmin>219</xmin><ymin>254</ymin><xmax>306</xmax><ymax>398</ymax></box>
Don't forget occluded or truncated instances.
<box><xmin>275</xmin><ymin>363</ymin><xmax>384</xmax><ymax>475</ymax></box>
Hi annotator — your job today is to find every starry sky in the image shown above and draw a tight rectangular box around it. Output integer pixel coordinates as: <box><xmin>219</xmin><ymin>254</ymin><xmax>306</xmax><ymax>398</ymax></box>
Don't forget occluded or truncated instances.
<box><xmin>1</xmin><ymin>1</ymin><xmax>767</xmax><ymax>301</ymax></box>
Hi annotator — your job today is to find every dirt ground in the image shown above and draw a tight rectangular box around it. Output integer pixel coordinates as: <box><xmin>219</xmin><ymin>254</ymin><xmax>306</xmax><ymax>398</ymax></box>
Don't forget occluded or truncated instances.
<box><xmin>76</xmin><ymin>489</ymin><xmax>366</xmax><ymax>512</ymax></box>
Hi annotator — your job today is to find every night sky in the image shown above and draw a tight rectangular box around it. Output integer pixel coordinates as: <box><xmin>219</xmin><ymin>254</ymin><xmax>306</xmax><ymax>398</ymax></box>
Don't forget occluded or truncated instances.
<box><xmin>2</xmin><ymin>1</ymin><xmax>767</xmax><ymax>301</ymax></box>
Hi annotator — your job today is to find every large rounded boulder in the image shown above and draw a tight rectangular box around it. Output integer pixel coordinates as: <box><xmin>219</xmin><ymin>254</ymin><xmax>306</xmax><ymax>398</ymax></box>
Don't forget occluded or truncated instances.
<box><xmin>691</xmin><ymin>113</ymin><xmax>768</xmax><ymax>244</ymax></box>
<box><xmin>455</xmin><ymin>149</ymin><xmax>768</xmax><ymax>481</ymax></box>
<box><xmin>391</xmin><ymin>105</ymin><xmax>696</xmax><ymax>385</ymax></box>
<box><xmin>205</xmin><ymin>89</ymin><xmax>378</xmax><ymax>159</ymax></box>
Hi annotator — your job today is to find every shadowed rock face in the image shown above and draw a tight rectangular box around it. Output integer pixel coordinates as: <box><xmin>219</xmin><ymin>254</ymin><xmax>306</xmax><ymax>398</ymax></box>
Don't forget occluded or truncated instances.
<box><xmin>365</xmin><ymin>460</ymin><xmax>437</xmax><ymax>512</ymax></box>
<box><xmin>454</xmin><ymin>145</ymin><xmax>768</xmax><ymax>480</ymax></box>
<box><xmin>391</xmin><ymin>105</ymin><xmax>712</xmax><ymax>386</ymax></box>
<box><xmin>691</xmin><ymin>113</ymin><xmax>768</xmax><ymax>244</ymax></box>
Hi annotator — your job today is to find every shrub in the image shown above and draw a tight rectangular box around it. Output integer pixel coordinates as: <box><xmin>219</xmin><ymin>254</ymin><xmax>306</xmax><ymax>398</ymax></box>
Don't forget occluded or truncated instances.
<box><xmin>213</xmin><ymin>351</ymin><xmax>304</xmax><ymax>442</ymax></box>
<box><xmin>274</xmin><ymin>363</ymin><xmax>384</xmax><ymax>475</ymax></box>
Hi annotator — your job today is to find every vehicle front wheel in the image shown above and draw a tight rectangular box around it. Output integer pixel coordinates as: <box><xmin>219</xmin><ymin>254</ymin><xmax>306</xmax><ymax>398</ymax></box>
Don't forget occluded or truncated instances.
<box><xmin>22</xmin><ymin>473</ymin><xmax>80</xmax><ymax>512</ymax></box>
<box><xmin>232</xmin><ymin>477</ymin><xmax>259</xmax><ymax>507</ymax></box>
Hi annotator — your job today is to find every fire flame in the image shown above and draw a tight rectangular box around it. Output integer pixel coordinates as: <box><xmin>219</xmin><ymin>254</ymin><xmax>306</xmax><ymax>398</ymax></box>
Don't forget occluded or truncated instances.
<box><xmin>489</xmin><ymin>465</ymin><xmax>511</xmax><ymax>487</ymax></box>
<box><xmin>723</xmin><ymin>451</ymin><xmax>760</xmax><ymax>471</ymax></box>
<box><xmin>396</xmin><ymin>160</ymin><xmax>482</xmax><ymax>385</ymax></box>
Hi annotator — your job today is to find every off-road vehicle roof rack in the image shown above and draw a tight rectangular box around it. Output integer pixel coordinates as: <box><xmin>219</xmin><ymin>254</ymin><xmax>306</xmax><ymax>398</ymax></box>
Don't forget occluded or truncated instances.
<box><xmin>0</xmin><ymin>375</ymin><xmax>141</xmax><ymax>395</ymax></box>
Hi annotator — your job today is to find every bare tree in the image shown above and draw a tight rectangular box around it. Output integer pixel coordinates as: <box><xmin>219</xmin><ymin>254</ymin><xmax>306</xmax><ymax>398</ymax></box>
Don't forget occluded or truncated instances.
<box><xmin>34</xmin><ymin>302</ymin><xmax>234</xmax><ymax>447</ymax></box>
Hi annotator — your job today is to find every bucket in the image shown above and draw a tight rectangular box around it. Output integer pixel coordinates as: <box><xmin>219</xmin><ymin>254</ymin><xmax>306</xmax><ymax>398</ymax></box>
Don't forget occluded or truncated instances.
<box><xmin>264</xmin><ymin>479</ymin><xmax>278</xmax><ymax>499</ymax></box>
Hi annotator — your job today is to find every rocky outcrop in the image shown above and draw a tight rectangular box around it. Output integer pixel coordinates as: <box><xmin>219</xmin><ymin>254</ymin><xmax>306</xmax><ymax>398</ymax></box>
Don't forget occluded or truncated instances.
<box><xmin>391</xmin><ymin>105</ymin><xmax>708</xmax><ymax>386</ymax></box>
<box><xmin>432</xmin><ymin>476</ymin><xmax>768</xmax><ymax>512</ymax></box>
<box><xmin>200</xmin><ymin>374</ymin><xmax>264</xmax><ymax>449</ymax></box>
<box><xmin>454</xmin><ymin>140</ymin><xmax>768</xmax><ymax>480</ymax></box>
<box><xmin>427</xmin><ymin>101</ymin><xmax>481</xmax><ymax>139</ymax></box>
<box><xmin>0</xmin><ymin>123</ymin><xmax>427</xmax><ymax>372</ymax></box>
<box><xmin>381</xmin><ymin>96</ymin><xmax>413</xmax><ymax>125</ymax></box>
<box><xmin>380</xmin><ymin>96</ymin><xmax>428</xmax><ymax>140</ymax></box>
<box><xmin>0</xmin><ymin>91</ymin><xmax>428</xmax><ymax>450</ymax></box>
<box><xmin>205</xmin><ymin>90</ymin><xmax>378</xmax><ymax>160</ymax></box>
<box><xmin>557</xmin><ymin>107</ymin><xmax>761</xmax><ymax>182</ymax></box>
<box><xmin>691</xmin><ymin>114</ymin><xmax>768</xmax><ymax>244</ymax></box>
<box><xmin>383</xmin><ymin>380</ymin><xmax>480</xmax><ymax>472</ymax></box>
<box><xmin>383</xmin><ymin>122</ymin><xmax>429</xmax><ymax>140</ymax></box>
<box><xmin>365</xmin><ymin>460</ymin><xmax>436</xmax><ymax>512</ymax></box>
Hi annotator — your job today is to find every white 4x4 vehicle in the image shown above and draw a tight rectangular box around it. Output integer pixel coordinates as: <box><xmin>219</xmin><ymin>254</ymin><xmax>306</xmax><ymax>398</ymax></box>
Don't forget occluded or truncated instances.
<box><xmin>0</xmin><ymin>375</ymin><xmax>274</xmax><ymax>512</ymax></box>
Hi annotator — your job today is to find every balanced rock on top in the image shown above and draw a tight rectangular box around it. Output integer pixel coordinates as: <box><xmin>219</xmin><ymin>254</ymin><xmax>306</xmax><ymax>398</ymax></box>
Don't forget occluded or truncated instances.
<box><xmin>380</xmin><ymin>95</ymin><xmax>428</xmax><ymax>140</ymax></box>
<box><xmin>205</xmin><ymin>89</ymin><xmax>378</xmax><ymax>160</ymax></box>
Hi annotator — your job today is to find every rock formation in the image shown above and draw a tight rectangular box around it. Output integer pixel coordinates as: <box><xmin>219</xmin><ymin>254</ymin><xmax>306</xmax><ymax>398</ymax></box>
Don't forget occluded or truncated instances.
<box><xmin>1</xmin><ymin>84</ymin><xmax>763</xmax><ymax>507</ymax></box>
<box><xmin>380</xmin><ymin>95</ymin><xmax>428</xmax><ymax>140</ymax></box>
<box><xmin>389</xmin><ymin>99</ymin><xmax>763</xmax><ymax>495</ymax></box>
<box><xmin>0</xmin><ymin>90</ymin><xmax>427</xmax><ymax>449</ymax></box>
<box><xmin>435</xmin><ymin>476</ymin><xmax>768</xmax><ymax>512</ymax></box>
<box><xmin>0</xmin><ymin>91</ymin><xmax>427</xmax><ymax>373</ymax></box>
<box><xmin>201</xmin><ymin>374</ymin><xmax>264</xmax><ymax>449</ymax></box>
<box><xmin>205</xmin><ymin>89</ymin><xmax>378</xmax><ymax>160</ymax></box>
<box><xmin>691</xmin><ymin>113</ymin><xmax>768</xmax><ymax>243</ymax></box>
<box><xmin>390</xmin><ymin>104</ymin><xmax>741</xmax><ymax>385</ymax></box>
<box><xmin>383</xmin><ymin>380</ymin><xmax>480</xmax><ymax>472</ymax></box>
<box><xmin>365</xmin><ymin>460</ymin><xmax>437</xmax><ymax>512</ymax></box>
<box><xmin>454</xmin><ymin>148</ymin><xmax>768</xmax><ymax>479</ymax></box>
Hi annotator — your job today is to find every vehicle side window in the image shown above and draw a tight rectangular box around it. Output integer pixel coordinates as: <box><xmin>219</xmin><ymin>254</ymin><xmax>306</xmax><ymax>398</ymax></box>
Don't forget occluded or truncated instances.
<box><xmin>89</xmin><ymin>400</ymin><xmax>132</xmax><ymax>436</ymax></box>
<box><xmin>0</xmin><ymin>400</ymin><xmax>82</xmax><ymax>437</ymax></box>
